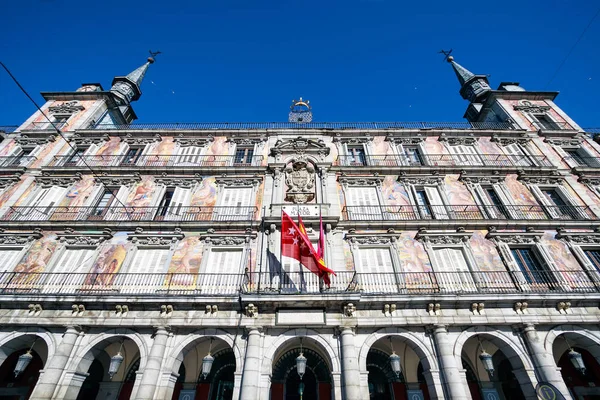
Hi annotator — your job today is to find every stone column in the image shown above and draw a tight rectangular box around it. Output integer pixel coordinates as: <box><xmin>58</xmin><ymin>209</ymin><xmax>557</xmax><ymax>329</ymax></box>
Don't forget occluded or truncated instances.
<box><xmin>30</xmin><ymin>325</ymin><xmax>82</xmax><ymax>400</ymax></box>
<box><xmin>240</xmin><ymin>327</ymin><xmax>262</xmax><ymax>400</ymax></box>
<box><xmin>521</xmin><ymin>324</ymin><xmax>572</xmax><ymax>398</ymax></box>
<box><xmin>136</xmin><ymin>327</ymin><xmax>170</xmax><ymax>400</ymax></box>
<box><xmin>431</xmin><ymin>325</ymin><xmax>469</xmax><ymax>400</ymax></box>
<box><xmin>339</xmin><ymin>327</ymin><xmax>362</xmax><ymax>400</ymax></box>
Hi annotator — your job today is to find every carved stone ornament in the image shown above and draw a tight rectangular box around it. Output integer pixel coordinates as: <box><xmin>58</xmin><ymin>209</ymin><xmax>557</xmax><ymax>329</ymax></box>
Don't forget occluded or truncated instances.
<box><xmin>485</xmin><ymin>230</ymin><xmax>542</xmax><ymax>244</ymax></box>
<box><xmin>122</xmin><ymin>133</ymin><xmax>161</xmax><ymax>145</ymax></box>
<box><xmin>154</xmin><ymin>177</ymin><xmax>202</xmax><ymax>188</ymax></box>
<box><xmin>459</xmin><ymin>175</ymin><xmax>504</xmax><ymax>185</ymax></box>
<box><xmin>338</xmin><ymin>176</ymin><xmax>382</xmax><ymax>187</ymax></box>
<box><xmin>398</xmin><ymin>176</ymin><xmax>444</xmax><ymax>186</ymax></box>
<box><xmin>386</xmin><ymin>136</ymin><xmax>425</xmax><ymax>145</ymax></box>
<box><xmin>16</xmin><ymin>135</ymin><xmax>56</xmax><ymax>146</ymax></box>
<box><xmin>556</xmin><ymin>231</ymin><xmax>600</xmax><ymax>244</ymax></box>
<box><xmin>333</xmin><ymin>135</ymin><xmax>372</xmax><ymax>145</ymax></box>
<box><xmin>0</xmin><ymin>177</ymin><xmax>21</xmax><ymax>190</ymax></box>
<box><xmin>517</xmin><ymin>175</ymin><xmax>563</xmax><ymax>185</ymax></box>
<box><xmin>36</xmin><ymin>176</ymin><xmax>81</xmax><ymax>188</ymax></box>
<box><xmin>96</xmin><ymin>176</ymin><xmax>141</xmax><ymax>186</ymax></box>
<box><xmin>513</xmin><ymin>100</ymin><xmax>551</xmax><ymax>114</ymax></box>
<box><xmin>348</xmin><ymin>235</ymin><xmax>396</xmax><ymax>245</ymax></box>
<box><xmin>245</xmin><ymin>303</ymin><xmax>258</xmax><ymax>317</ymax></box>
<box><xmin>215</xmin><ymin>177</ymin><xmax>261</xmax><ymax>187</ymax></box>
<box><xmin>58</xmin><ymin>234</ymin><xmax>111</xmax><ymax>247</ymax></box>
<box><xmin>284</xmin><ymin>161</ymin><xmax>315</xmax><ymax>204</ymax></box>
<box><xmin>204</xmin><ymin>236</ymin><xmax>247</xmax><ymax>246</ymax></box>
<box><xmin>544</xmin><ymin>138</ymin><xmax>584</xmax><ymax>147</ymax></box>
<box><xmin>577</xmin><ymin>175</ymin><xmax>600</xmax><ymax>186</ymax></box>
<box><xmin>228</xmin><ymin>136</ymin><xmax>266</xmax><ymax>145</ymax></box>
<box><xmin>438</xmin><ymin>136</ymin><xmax>478</xmax><ymax>146</ymax></box>
<box><xmin>130</xmin><ymin>232</ymin><xmax>184</xmax><ymax>246</ymax></box>
<box><xmin>0</xmin><ymin>233</ymin><xmax>41</xmax><ymax>246</ymax></box>
<box><xmin>174</xmin><ymin>134</ymin><xmax>213</xmax><ymax>147</ymax></box>
<box><xmin>343</xmin><ymin>303</ymin><xmax>356</xmax><ymax>317</ymax></box>
<box><xmin>271</xmin><ymin>137</ymin><xmax>330</xmax><ymax>162</ymax></box>
<box><xmin>69</xmin><ymin>134</ymin><xmax>107</xmax><ymax>146</ymax></box>
<box><xmin>48</xmin><ymin>101</ymin><xmax>85</xmax><ymax>114</ymax></box>
<box><xmin>490</xmin><ymin>135</ymin><xmax>531</xmax><ymax>146</ymax></box>
<box><xmin>415</xmin><ymin>231</ymin><xmax>471</xmax><ymax>245</ymax></box>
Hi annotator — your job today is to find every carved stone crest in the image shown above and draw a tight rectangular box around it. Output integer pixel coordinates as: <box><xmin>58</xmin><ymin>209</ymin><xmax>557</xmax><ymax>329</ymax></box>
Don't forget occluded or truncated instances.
<box><xmin>48</xmin><ymin>101</ymin><xmax>85</xmax><ymax>114</ymax></box>
<box><xmin>285</xmin><ymin>161</ymin><xmax>315</xmax><ymax>204</ymax></box>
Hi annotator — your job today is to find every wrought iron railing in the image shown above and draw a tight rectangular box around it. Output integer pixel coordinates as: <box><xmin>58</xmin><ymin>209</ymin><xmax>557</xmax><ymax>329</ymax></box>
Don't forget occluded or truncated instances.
<box><xmin>1</xmin><ymin>206</ymin><xmax>258</xmax><ymax>222</ymax></box>
<box><xmin>527</xmin><ymin>120</ymin><xmax>575</xmax><ymax>131</ymax></box>
<box><xmin>560</xmin><ymin>156</ymin><xmax>600</xmax><ymax>168</ymax></box>
<box><xmin>246</xmin><ymin>270</ymin><xmax>600</xmax><ymax>295</ymax></box>
<box><xmin>342</xmin><ymin>204</ymin><xmax>598</xmax><ymax>221</ymax></box>
<box><xmin>0</xmin><ymin>270</ymin><xmax>597</xmax><ymax>297</ymax></box>
<box><xmin>48</xmin><ymin>154</ymin><xmax>265</xmax><ymax>168</ymax></box>
<box><xmin>87</xmin><ymin>121</ymin><xmax>518</xmax><ymax>131</ymax></box>
<box><xmin>0</xmin><ymin>155</ymin><xmax>38</xmax><ymax>167</ymax></box>
<box><xmin>336</xmin><ymin>154</ymin><xmax>553</xmax><ymax>168</ymax></box>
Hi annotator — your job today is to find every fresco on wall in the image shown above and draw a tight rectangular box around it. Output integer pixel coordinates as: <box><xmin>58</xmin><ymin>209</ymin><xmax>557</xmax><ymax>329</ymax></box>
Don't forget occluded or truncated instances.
<box><xmin>506</xmin><ymin>99</ymin><xmax>572</xmax><ymax>131</ymax></box>
<box><xmin>477</xmin><ymin>137</ymin><xmax>502</xmax><ymax>155</ymax></box>
<box><xmin>0</xmin><ymin>140</ymin><xmax>19</xmax><ymax>157</ymax></box>
<box><xmin>191</xmin><ymin>177</ymin><xmax>217</xmax><ymax>207</ymax></box>
<box><xmin>423</xmin><ymin>137</ymin><xmax>445</xmax><ymax>155</ymax></box>
<box><xmin>28</xmin><ymin>100</ymin><xmax>96</xmax><ymax>132</ymax></box>
<box><xmin>166</xmin><ymin>236</ymin><xmax>203</xmax><ymax>287</ymax></box>
<box><xmin>371</xmin><ymin>136</ymin><xmax>393</xmax><ymax>156</ymax></box>
<box><xmin>12</xmin><ymin>234</ymin><xmax>58</xmax><ymax>284</ymax></box>
<box><xmin>96</xmin><ymin>137</ymin><xmax>123</xmax><ymax>158</ymax></box>
<box><xmin>204</xmin><ymin>137</ymin><xmax>230</xmax><ymax>166</ymax></box>
<box><xmin>145</xmin><ymin>137</ymin><xmax>176</xmax><ymax>166</ymax></box>
<box><xmin>469</xmin><ymin>231</ymin><xmax>505</xmax><ymax>272</ymax></box>
<box><xmin>13</xmin><ymin>179</ymin><xmax>38</xmax><ymax>207</ymax></box>
<box><xmin>0</xmin><ymin>177</ymin><xmax>31</xmax><ymax>210</ymax></box>
<box><xmin>381</xmin><ymin>176</ymin><xmax>415</xmax><ymax>219</ymax></box>
<box><xmin>396</xmin><ymin>232</ymin><xmax>433</xmax><ymax>290</ymax></box>
<box><xmin>505</xmin><ymin>175</ymin><xmax>537</xmax><ymax>206</ymax></box>
<box><xmin>541</xmin><ymin>231</ymin><xmax>585</xmax><ymax>287</ymax></box>
<box><xmin>444</xmin><ymin>175</ymin><xmax>476</xmax><ymax>204</ymax></box>
<box><xmin>60</xmin><ymin>175</ymin><xmax>97</xmax><ymax>209</ymax></box>
<box><xmin>337</xmin><ymin>182</ymin><xmax>346</xmax><ymax>210</ymax></box>
<box><xmin>84</xmin><ymin>233</ymin><xmax>129</xmax><ymax>287</ymax></box>
<box><xmin>125</xmin><ymin>177</ymin><xmax>157</xmax><ymax>208</ymax></box>
<box><xmin>255</xmin><ymin>181</ymin><xmax>264</xmax><ymax>218</ymax></box>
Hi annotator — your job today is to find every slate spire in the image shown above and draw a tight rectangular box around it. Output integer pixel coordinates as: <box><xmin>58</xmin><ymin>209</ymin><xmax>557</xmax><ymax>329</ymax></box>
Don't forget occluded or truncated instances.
<box><xmin>110</xmin><ymin>56</ymin><xmax>155</xmax><ymax>104</ymax></box>
<box><xmin>446</xmin><ymin>56</ymin><xmax>491</xmax><ymax>103</ymax></box>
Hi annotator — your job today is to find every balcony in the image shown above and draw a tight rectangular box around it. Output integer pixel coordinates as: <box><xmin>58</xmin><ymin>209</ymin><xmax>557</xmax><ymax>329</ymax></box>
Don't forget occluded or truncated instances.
<box><xmin>47</xmin><ymin>154</ymin><xmax>265</xmax><ymax>168</ymax></box>
<box><xmin>341</xmin><ymin>204</ymin><xmax>598</xmax><ymax>221</ymax></box>
<box><xmin>335</xmin><ymin>154</ymin><xmax>553</xmax><ymax>168</ymax></box>
<box><xmin>1</xmin><ymin>205</ymin><xmax>258</xmax><ymax>223</ymax></box>
<box><xmin>1</xmin><ymin>269</ymin><xmax>596</xmax><ymax>298</ymax></box>
<box><xmin>0</xmin><ymin>155</ymin><xmax>38</xmax><ymax>168</ymax></box>
<box><xmin>86</xmin><ymin>121</ymin><xmax>518</xmax><ymax>131</ymax></box>
<box><xmin>560</xmin><ymin>156</ymin><xmax>600</xmax><ymax>169</ymax></box>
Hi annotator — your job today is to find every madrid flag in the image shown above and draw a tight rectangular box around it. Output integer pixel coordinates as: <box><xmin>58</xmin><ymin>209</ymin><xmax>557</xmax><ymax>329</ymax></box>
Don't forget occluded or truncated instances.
<box><xmin>281</xmin><ymin>211</ymin><xmax>335</xmax><ymax>285</ymax></box>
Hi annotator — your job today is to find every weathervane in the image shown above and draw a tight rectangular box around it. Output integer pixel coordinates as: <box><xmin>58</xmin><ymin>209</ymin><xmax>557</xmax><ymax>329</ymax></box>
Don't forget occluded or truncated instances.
<box><xmin>147</xmin><ymin>50</ymin><xmax>162</xmax><ymax>64</ymax></box>
<box><xmin>438</xmin><ymin>49</ymin><xmax>454</xmax><ymax>62</ymax></box>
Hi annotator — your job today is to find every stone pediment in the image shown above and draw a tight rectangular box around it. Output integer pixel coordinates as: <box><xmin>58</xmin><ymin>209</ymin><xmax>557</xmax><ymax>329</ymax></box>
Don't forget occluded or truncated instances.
<box><xmin>271</xmin><ymin>137</ymin><xmax>330</xmax><ymax>161</ymax></box>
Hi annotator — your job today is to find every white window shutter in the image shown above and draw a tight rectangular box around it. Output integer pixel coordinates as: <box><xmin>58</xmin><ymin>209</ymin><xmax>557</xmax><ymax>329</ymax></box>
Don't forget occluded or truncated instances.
<box><xmin>554</xmin><ymin>146</ymin><xmax>578</xmax><ymax>168</ymax></box>
<box><xmin>503</xmin><ymin>144</ymin><xmax>532</xmax><ymax>166</ymax></box>
<box><xmin>105</xmin><ymin>185</ymin><xmax>131</xmax><ymax>220</ymax></box>
<box><xmin>357</xmin><ymin>248</ymin><xmax>394</xmax><ymax>293</ymax></box>
<box><xmin>346</xmin><ymin>187</ymin><xmax>381</xmax><ymax>219</ymax></box>
<box><xmin>52</xmin><ymin>248</ymin><xmax>95</xmax><ymax>274</ymax></box>
<box><xmin>166</xmin><ymin>187</ymin><xmax>192</xmax><ymax>220</ymax></box>
<box><xmin>202</xmin><ymin>249</ymin><xmax>243</xmax><ymax>294</ymax></box>
<box><xmin>530</xmin><ymin>185</ymin><xmax>561</xmax><ymax>219</ymax></box>
<box><xmin>555</xmin><ymin>186</ymin><xmax>589</xmax><ymax>220</ymax></box>
<box><xmin>219</xmin><ymin>188</ymin><xmax>252</xmax><ymax>220</ymax></box>
<box><xmin>0</xmin><ymin>249</ymin><xmax>24</xmax><ymax>273</ymax></box>
<box><xmin>424</xmin><ymin>187</ymin><xmax>449</xmax><ymax>219</ymax></box>
<box><xmin>129</xmin><ymin>249</ymin><xmax>169</xmax><ymax>274</ymax></box>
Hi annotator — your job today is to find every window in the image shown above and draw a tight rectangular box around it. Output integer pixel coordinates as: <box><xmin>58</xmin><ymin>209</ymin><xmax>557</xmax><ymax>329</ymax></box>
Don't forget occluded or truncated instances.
<box><xmin>10</xmin><ymin>148</ymin><xmax>32</xmax><ymax>167</ymax></box>
<box><xmin>560</xmin><ymin>147</ymin><xmax>600</xmax><ymax>168</ymax></box>
<box><xmin>51</xmin><ymin>248</ymin><xmax>96</xmax><ymax>274</ymax></box>
<box><xmin>157</xmin><ymin>189</ymin><xmax>174</xmax><ymax>217</ymax></box>
<box><xmin>92</xmin><ymin>189</ymin><xmax>116</xmax><ymax>217</ymax></box>
<box><xmin>510</xmin><ymin>248</ymin><xmax>557</xmax><ymax>289</ymax></box>
<box><xmin>218</xmin><ymin>187</ymin><xmax>253</xmax><ymax>220</ymax></box>
<box><xmin>0</xmin><ymin>249</ymin><xmax>24</xmax><ymax>273</ymax></box>
<box><xmin>503</xmin><ymin>143</ymin><xmax>534</xmax><ymax>167</ymax></box>
<box><xmin>121</xmin><ymin>147</ymin><xmax>144</xmax><ymax>165</ymax></box>
<box><xmin>159</xmin><ymin>187</ymin><xmax>192</xmax><ymax>220</ymax></box>
<box><xmin>447</xmin><ymin>145</ymin><xmax>482</xmax><ymax>166</ymax></box>
<box><xmin>24</xmin><ymin>186</ymin><xmax>67</xmax><ymax>220</ymax></box>
<box><xmin>584</xmin><ymin>250</ymin><xmax>600</xmax><ymax>272</ymax></box>
<box><xmin>357</xmin><ymin>247</ymin><xmax>395</xmax><ymax>293</ymax></box>
<box><xmin>530</xmin><ymin>185</ymin><xmax>588</xmax><ymax>220</ymax></box>
<box><xmin>38</xmin><ymin>114</ymin><xmax>70</xmax><ymax>130</ymax></box>
<box><xmin>412</xmin><ymin>187</ymin><xmax>448</xmax><ymax>219</ymax></box>
<box><xmin>128</xmin><ymin>248</ymin><xmax>170</xmax><ymax>274</ymax></box>
<box><xmin>345</xmin><ymin>187</ymin><xmax>381</xmax><ymax>219</ymax></box>
<box><xmin>201</xmin><ymin>248</ymin><xmax>244</xmax><ymax>294</ymax></box>
<box><xmin>531</xmin><ymin>114</ymin><xmax>560</xmax><ymax>130</ymax></box>
<box><xmin>475</xmin><ymin>186</ymin><xmax>509</xmax><ymax>219</ymax></box>
<box><xmin>431</xmin><ymin>247</ymin><xmax>476</xmax><ymax>292</ymax></box>
<box><xmin>347</xmin><ymin>146</ymin><xmax>366</xmax><ymax>166</ymax></box>
<box><xmin>65</xmin><ymin>148</ymin><xmax>86</xmax><ymax>167</ymax></box>
<box><xmin>175</xmin><ymin>146</ymin><xmax>203</xmax><ymax>166</ymax></box>
<box><xmin>402</xmin><ymin>146</ymin><xmax>424</xmax><ymax>166</ymax></box>
<box><xmin>234</xmin><ymin>147</ymin><xmax>254</xmax><ymax>165</ymax></box>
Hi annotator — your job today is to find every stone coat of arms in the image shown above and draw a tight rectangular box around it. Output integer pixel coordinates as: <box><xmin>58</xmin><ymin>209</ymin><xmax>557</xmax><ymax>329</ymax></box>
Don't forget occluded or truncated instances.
<box><xmin>285</xmin><ymin>161</ymin><xmax>315</xmax><ymax>204</ymax></box>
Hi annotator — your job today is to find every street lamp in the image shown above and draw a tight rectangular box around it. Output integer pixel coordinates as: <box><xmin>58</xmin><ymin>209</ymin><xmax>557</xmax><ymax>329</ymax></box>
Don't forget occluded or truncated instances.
<box><xmin>14</xmin><ymin>339</ymin><xmax>37</xmax><ymax>378</ymax></box>
<box><xmin>477</xmin><ymin>337</ymin><xmax>494</xmax><ymax>377</ymax></box>
<box><xmin>564</xmin><ymin>336</ymin><xmax>586</xmax><ymax>375</ymax></box>
<box><xmin>296</xmin><ymin>338</ymin><xmax>307</xmax><ymax>380</ymax></box>
<box><xmin>389</xmin><ymin>337</ymin><xmax>402</xmax><ymax>378</ymax></box>
<box><xmin>108</xmin><ymin>340</ymin><xmax>125</xmax><ymax>380</ymax></box>
<box><xmin>201</xmin><ymin>337</ymin><xmax>215</xmax><ymax>380</ymax></box>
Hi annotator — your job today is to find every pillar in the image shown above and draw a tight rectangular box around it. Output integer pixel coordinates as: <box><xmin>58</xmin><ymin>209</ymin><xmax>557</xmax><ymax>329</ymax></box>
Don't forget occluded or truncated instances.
<box><xmin>240</xmin><ymin>327</ymin><xmax>262</xmax><ymax>400</ymax></box>
<box><xmin>521</xmin><ymin>324</ymin><xmax>572</xmax><ymax>398</ymax></box>
<box><xmin>431</xmin><ymin>325</ymin><xmax>469</xmax><ymax>400</ymax></box>
<box><xmin>30</xmin><ymin>325</ymin><xmax>82</xmax><ymax>400</ymax></box>
<box><xmin>340</xmin><ymin>327</ymin><xmax>362</xmax><ymax>400</ymax></box>
<box><xmin>136</xmin><ymin>327</ymin><xmax>170</xmax><ymax>400</ymax></box>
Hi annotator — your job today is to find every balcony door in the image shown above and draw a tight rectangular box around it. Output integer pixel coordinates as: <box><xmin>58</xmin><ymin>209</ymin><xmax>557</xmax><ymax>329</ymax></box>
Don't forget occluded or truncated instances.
<box><xmin>346</xmin><ymin>187</ymin><xmax>381</xmax><ymax>220</ymax></box>
<box><xmin>201</xmin><ymin>248</ymin><xmax>244</xmax><ymax>294</ymax></box>
<box><xmin>431</xmin><ymin>247</ymin><xmax>476</xmax><ymax>293</ymax></box>
<box><xmin>23</xmin><ymin>186</ymin><xmax>67</xmax><ymax>220</ymax></box>
<box><xmin>217</xmin><ymin>187</ymin><xmax>253</xmax><ymax>221</ymax></box>
<box><xmin>356</xmin><ymin>248</ymin><xmax>396</xmax><ymax>293</ymax></box>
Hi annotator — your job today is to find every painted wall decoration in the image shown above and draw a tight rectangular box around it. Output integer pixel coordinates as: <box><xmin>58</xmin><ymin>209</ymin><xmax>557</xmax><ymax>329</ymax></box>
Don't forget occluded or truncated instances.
<box><xmin>396</xmin><ymin>232</ymin><xmax>432</xmax><ymax>273</ymax></box>
<box><xmin>0</xmin><ymin>140</ymin><xmax>19</xmax><ymax>157</ymax></box>
<box><xmin>204</xmin><ymin>137</ymin><xmax>231</xmax><ymax>165</ymax></box>
<box><xmin>423</xmin><ymin>137</ymin><xmax>446</xmax><ymax>155</ymax></box>
<box><xmin>27</xmin><ymin>100</ymin><xmax>97</xmax><ymax>131</ymax></box>
<box><xmin>167</xmin><ymin>236</ymin><xmax>204</xmax><ymax>286</ymax></box>
<box><xmin>84</xmin><ymin>233</ymin><xmax>130</xmax><ymax>287</ymax></box>
<box><xmin>382</xmin><ymin>176</ymin><xmax>411</xmax><ymax>206</ymax></box>
<box><xmin>371</xmin><ymin>136</ymin><xmax>393</xmax><ymax>156</ymax></box>
<box><xmin>469</xmin><ymin>231</ymin><xmax>505</xmax><ymax>272</ymax></box>
<box><xmin>60</xmin><ymin>175</ymin><xmax>97</xmax><ymax>209</ymax></box>
<box><xmin>444</xmin><ymin>175</ymin><xmax>477</xmax><ymax>205</ymax></box>
<box><xmin>0</xmin><ymin>177</ymin><xmax>33</xmax><ymax>210</ymax></box>
<box><xmin>477</xmin><ymin>137</ymin><xmax>502</xmax><ymax>155</ymax></box>
<box><xmin>504</xmin><ymin>174</ymin><xmax>538</xmax><ymax>206</ymax></box>
<box><xmin>505</xmin><ymin>99</ymin><xmax>572</xmax><ymax>131</ymax></box>
<box><xmin>541</xmin><ymin>231</ymin><xmax>584</xmax><ymax>287</ymax></box>
<box><xmin>191</xmin><ymin>177</ymin><xmax>217</xmax><ymax>207</ymax></box>
<box><xmin>96</xmin><ymin>137</ymin><xmax>123</xmax><ymax>157</ymax></box>
<box><xmin>125</xmin><ymin>177</ymin><xmax>158</xmax><ymax>208</ymax></box>
<box><xmin>13</xmin><ymin>233</ymin><xmax>58</xmax><ymax>284</ymax></box>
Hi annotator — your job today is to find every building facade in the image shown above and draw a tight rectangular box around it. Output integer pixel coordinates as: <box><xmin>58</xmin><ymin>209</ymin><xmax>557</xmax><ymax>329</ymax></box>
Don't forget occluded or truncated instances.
<box><xmin>0</xmin><ymin>55</ymin><xmax>599</xmax><ymax>400</ymax></box>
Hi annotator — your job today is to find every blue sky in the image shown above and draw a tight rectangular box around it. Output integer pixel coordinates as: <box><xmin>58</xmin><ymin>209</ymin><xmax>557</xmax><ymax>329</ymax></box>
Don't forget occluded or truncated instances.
<box><xmin>1</xmin><ymin>0</ymin><xmax>599</xmax><ymax>126</ymax></box>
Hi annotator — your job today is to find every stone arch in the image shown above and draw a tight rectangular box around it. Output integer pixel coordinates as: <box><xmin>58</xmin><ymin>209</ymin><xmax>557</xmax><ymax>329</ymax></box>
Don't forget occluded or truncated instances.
<box><xmin>0</xmin><ymin>327</ymin><xmax>56</xmax><ymax>367</ymax></box>
<box><xmin>261</xmin><ymin>328</ymin><xmax>340</xmax><ymax>375</ymax></box>
<box><xmin>165</xmin><ymin>328</ymin><xmax>243</xmax><ymax>376</ymax></box>
<box><xmin>358</xmin><ymin>327</ymin><xmax>441</xmax><ymax>399</ymax></box>
<box><xmin>65</xmin><ymin>328</ymin><xmax>148</xmax><ymax>374</ymax></box>
<box><xmin>454</xmin><ymin>326</ymin><xmax>537</xmax><ymax>399</ymax></box>
<box><xmin>544</xmin><ymin>324</ymin><xmax>600</xmax><ymax>363</ymax></box>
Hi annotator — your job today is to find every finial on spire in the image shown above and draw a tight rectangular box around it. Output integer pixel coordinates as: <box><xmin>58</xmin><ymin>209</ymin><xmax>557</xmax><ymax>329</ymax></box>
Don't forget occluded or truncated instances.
<box><xmin>148</xmin><ymin>50</ymin><xmax>162</xmax><ymax>64</ymax></box>
<box><xmin>438</xmin><ymin>49</ymin><xmax>453</xmax><ymax>62</ymax></box>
